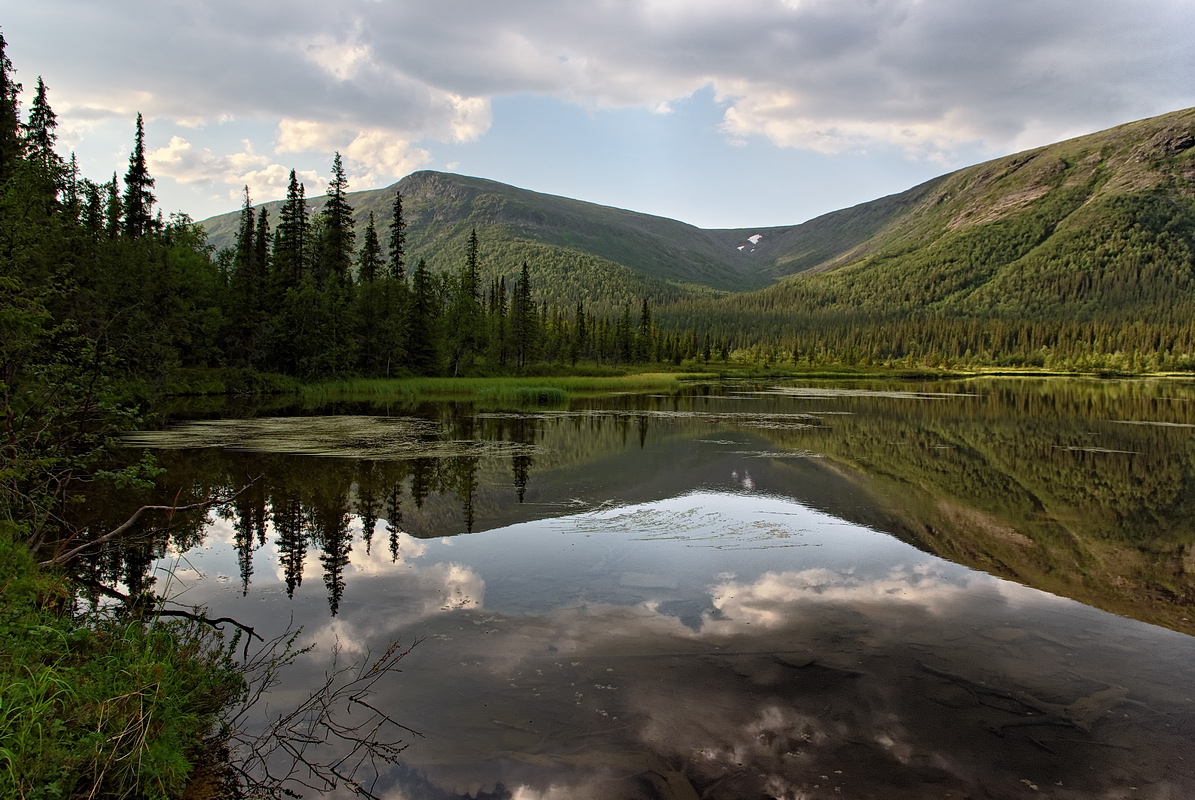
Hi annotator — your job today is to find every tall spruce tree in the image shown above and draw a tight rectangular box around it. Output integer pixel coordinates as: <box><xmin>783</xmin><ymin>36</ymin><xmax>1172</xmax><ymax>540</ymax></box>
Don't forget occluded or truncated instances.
<box><xmin>121</xmin><ymin>113</ymin><xmax>155</xmax><ymax>238</ymax></box>
<box><xmin>103</xmin><ymin>173</ymin><xmax>122</xmax><ymax>239</ymax></box>
<box><xmin>273</xmin><ymin>170</ymin><xmax>307</xmax><ymax>291</ymax></box>
<box><xmin>408</xmin><ymin>258</ymin><xmax>440</xmax><ymax>375</ymax></box>
<box><xmin>253</xmin><ymin>206</ymin><xmax>270</xmax><ymax>274</ymax></box>
<box><xmin>388</xmin><ymin>188</ymin><xmax>407</xmax><ymax>281</ymax></box>
<box><xmin>635</xmin><ymin>297</ymin><xmax>653</xmax><ymax>362</ymax></box>
<box><xmin>228</xmin><ymin>187</ymin><xmax>266</xmax><ymax>365</ymax></box>
<box><xmin>512</xmin><ymin>261</ymin><xmax>537</xmax><ymax>368</ymax></box>
<box><xmin>23</xmin><ymin>77</ymin><xmax>58</xmax><ymax>171</ymax></box>
<box><xmin>232</xmin><ymin>186</ymin><xmax>256</xmax><ymax>273</ymax></box>
<box><xmin>445</xmin><ymin>228</ymin><xmax>485</xmax><ymax>374</ymax></box>
<box><xmin>357</xmin><ymin>212</ymin><xmax>382</xmax><ymax>283</ymax></box>
<box><xmin>316</xmin><ymin>151</ymin><xmax>354</xmax><ymax>285</ymax></box>
<box><xmin>464</xmin><ymin>228</ymin><xmax>480</xmax><ymax>302</ymax></box>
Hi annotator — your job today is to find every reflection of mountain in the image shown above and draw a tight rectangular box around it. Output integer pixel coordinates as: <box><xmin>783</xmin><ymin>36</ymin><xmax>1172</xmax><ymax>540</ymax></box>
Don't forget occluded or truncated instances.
<box><xmin>735</xmin><ymin>379</ymin><xmax>1195</xmax><ymax>634</ymax></box>
<box><xmin>126</xmin><ymin>379</ymin><xmax>1195</xmax><ymax>631</ymax></box>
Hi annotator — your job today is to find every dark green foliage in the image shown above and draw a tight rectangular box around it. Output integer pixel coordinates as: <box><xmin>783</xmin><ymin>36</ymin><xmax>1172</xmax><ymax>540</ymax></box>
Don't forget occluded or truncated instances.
<box><xmin>0</xmin><ymin>32</ymin><xmax>22</xmax><ymax>183</ymax></box>
<box><xmin>0</xmin><ymin>526</ymin><xmax>245</xmax><ymax>800</ymax></box>
<box><xmin>407</xmin><ymin>258</ymin><xmax>441</xmax><ymax>375</ymax></box>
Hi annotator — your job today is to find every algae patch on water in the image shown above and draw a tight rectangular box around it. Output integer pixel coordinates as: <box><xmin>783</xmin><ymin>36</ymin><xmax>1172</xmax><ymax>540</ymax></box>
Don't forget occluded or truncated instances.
<box><xmin>124</xmin><ymin>416</ymin><xmax>540</xmax><ymax>460</ymax></box>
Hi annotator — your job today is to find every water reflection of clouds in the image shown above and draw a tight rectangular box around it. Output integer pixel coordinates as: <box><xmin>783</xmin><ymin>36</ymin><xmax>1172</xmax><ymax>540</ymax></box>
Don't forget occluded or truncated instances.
<box><xmin>703</xmin><ymin>564</ymin><xmax>974</xmax><ymax>632</ymax></box>
<box><xmin>159</xmin><ymin>490</ymin><xmax>1195</xmax><ymax>798</ymax></box>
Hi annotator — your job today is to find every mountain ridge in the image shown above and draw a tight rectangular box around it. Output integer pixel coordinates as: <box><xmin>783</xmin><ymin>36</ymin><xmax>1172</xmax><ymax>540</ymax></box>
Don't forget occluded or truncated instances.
<box><xmin>199</xmin><ymin>106</ymin><xmax>1195</xmax><ymax>321</ymax></box>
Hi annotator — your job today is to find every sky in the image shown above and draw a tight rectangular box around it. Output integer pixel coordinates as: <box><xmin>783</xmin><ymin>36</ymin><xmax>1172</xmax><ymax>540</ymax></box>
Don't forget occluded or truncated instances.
<box><xmin>5</xmin><ymin>1</ymin><xmax>1194</xmax><ymax>230</ymax></box>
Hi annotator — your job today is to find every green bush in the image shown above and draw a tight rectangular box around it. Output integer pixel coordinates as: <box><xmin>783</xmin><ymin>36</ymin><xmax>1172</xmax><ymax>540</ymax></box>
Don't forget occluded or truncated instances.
<box><xmin>0</xmin><ymin>524</ymin><xmax>245</xmax><ymax>799</ymax></box>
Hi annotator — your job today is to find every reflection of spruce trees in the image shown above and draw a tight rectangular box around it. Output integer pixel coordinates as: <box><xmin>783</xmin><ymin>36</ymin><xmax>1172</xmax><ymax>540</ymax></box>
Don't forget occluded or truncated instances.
<box><xmin>231</xmin><ymin>497</ymin><xmax>256</xmax><ymax>597</ymax></box>
<box><xmin>313</xmin><ymin>487</ymin><xmax>353</xmax><ymax>616</ymax></box>
<box><xmin>385</xmin><ymin>483</ymin><xmax>404</xmax><ymax>562</ymax></box>
<box><xmin>449</xmin><ymin>455</ymin><xmax>479</xmax><ymax>533</ymax></box>
<box><xmin>508</xmin><ymin>414</ymin><xmax>538</xmax><ymax>502</ymax></box>
<box><xmin>410</xmin><ymin>457</ymin><xmax>435</xmax><ymax>509</ymax></box>
<box><xmin>356</xmin><ymin>462</ymin><xmax>382</xmax><ymax>555</ymax></box>
<box><xmin>450</xmin><ymin>414</ymin><xmax>480</xmax><ymax>532</ymax></box>
<box><xmin>229</xmin><ymin>482</ymin><xmax>270</xmax><ymax>596</ymax></box>
<box><xmin>273</xmin><ymin>496</ymin><xmax>307</xmax><ymax>599</ymax></box>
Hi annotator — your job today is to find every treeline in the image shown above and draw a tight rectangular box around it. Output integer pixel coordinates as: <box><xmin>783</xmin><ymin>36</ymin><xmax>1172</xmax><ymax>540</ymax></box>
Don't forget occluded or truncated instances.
<box><xmin>654</xmin><ymin>179</ymin><xmax>1195</xmax><ymax>372</ymax></box>
<box><xmin>216</xmin><ymin>170</ymin><xmax>716</xmax><ymax>379</ymax></box>
<box><xmin>2</xmin><ymin>89</ymin><xmax>713</xmax><ymax>396</ymax></box>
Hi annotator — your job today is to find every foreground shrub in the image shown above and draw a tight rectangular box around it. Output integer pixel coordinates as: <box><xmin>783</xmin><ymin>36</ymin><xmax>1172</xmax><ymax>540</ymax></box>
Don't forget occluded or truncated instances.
<box><xmin>0</xmin><ymin>523</ymin><xmax>245</xmax><ymax>799</ymax></box>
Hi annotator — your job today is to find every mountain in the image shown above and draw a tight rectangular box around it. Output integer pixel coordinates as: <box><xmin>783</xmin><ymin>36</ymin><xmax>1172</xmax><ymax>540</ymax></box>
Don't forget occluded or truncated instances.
<box><xmin>729</xmin><ymin>108</ymin><xmax>1195</xmax><ymax>320</ymax></box>
<box><xmin>200</xmin><ymin>107</ymin><xmax>1195</xmax><ymax>326</ymax></box>
<box><xmin>201</xmin><ymin>171</ymin><xmax>771</xmax><ymax>312</ymax></box>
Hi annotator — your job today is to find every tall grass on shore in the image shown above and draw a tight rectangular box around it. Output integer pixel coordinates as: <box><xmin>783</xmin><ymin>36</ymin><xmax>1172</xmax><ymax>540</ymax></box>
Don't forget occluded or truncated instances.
<box><xmin>0</xmin><ymin>524</ymin><xmax>244</xmax><ymax>799</ymax></box>
<box><xmin>301</xmin><ymin>373</ymin><xmax>717</xmax><ymax>406</ymax></box>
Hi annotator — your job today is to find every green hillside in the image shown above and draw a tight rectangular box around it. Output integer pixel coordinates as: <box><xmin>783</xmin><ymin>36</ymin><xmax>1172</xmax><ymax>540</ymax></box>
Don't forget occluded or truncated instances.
<box><xmin>748</xmin><ymin>108</ymin><xmax>1195</xmax><ymax>314</ymax></box>
<box><xmin>649</xmin><ymin>108</ymin><xmax>1195</xmax><ymax>369</ymax></box>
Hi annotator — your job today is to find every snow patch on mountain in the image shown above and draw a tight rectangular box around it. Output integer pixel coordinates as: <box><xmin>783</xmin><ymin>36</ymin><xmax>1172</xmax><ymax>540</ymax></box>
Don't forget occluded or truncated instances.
<box><xmin>737</xmin><ymin>233</ymin><xmax>764</xmax><ymax>253</ymax></box>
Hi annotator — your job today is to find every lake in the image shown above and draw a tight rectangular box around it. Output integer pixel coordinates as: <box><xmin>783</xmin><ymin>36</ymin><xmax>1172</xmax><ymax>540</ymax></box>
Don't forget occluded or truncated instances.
<box><xmin>115</xmin><ymin>377</ymin><xmax>1195</xmax><ymax>798</ymax></box>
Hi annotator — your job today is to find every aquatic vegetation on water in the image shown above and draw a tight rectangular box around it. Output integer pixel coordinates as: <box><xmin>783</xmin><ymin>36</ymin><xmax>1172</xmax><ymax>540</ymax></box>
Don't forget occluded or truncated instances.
<box><xmin>123</xmin><ymin>416</ymin><xmax>541</xmax><ymax>459</ymax></box>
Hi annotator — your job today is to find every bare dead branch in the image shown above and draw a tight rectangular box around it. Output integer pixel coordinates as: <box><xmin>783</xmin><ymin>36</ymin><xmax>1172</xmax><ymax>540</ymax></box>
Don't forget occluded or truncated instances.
<box><xmin>226</xmin><ymin>634</ymin><xmax>422</xmax><ymax>799</ymax></box>
<box><xmin>74</xmin><ymin>577</ymin><xmax>264</xmax><ymax>642</ymax></box>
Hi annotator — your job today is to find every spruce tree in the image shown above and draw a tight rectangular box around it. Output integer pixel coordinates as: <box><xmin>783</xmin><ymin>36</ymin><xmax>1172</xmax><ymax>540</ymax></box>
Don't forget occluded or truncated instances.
<box><xmin>121</xmin><ymin>113</ymin><xmax>155</xmax><ymax>238</ymax></box>
<box><xmin>388</xmin><ymin>188</ymin><xmax>407</xmax><ymax>281</ymax></box>
<box><xmin>512</xmin><ymin>261</ymin><xmax>537</xmax><ymax>368</ymax></box>
<box><xmin>233</xmin><ymin>186</ymin><xmax>256</xmax><ymax>274</ymax></box>
<box><xmin>445</xmin><ymin>228</ymin><xmax>485</xmax><ymax>374</ymax></box>
<box><xmin>316</xmin><ymin>151</ymin><xmax>354</xmax><ymax>285</ymax></box>
<box><xmin>635</xmin><ymin>297</ymin><xmax>653</xmax><ymax>362</ymax></box>
<box><xmin>253</xmin><ymin>206</ymin><xmax>270</xmax><ymax>275</ymax></box>
<box><xmin>273</xmin><ymin>170</ymin><xmax>308</xmax><ymax>290</ymax></box>
<box><xmin>357</xmin><ymin>212</ymin><xmax>382</xmax><ymax>282</ymax></box>
<box><xmin>464</xmin><ymin>228</ymin><xmax>480</xmax><ymax>302</ymax></box>
<box><xmin>23</xmin><ymin>76</ymin><xmax>59</xmax><ymax>170</ymax></box>
<box><xmin>103</xmin><ymin>173</ymin><xmax>122</xmax><ymax>239</ymax></box>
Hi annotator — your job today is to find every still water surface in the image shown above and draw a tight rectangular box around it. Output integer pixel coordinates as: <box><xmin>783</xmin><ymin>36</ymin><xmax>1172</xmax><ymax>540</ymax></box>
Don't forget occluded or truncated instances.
<box><xmin>124</xmin><ymin>378</ymin><xmax>1195</xmax><ymax>798</ymax></box>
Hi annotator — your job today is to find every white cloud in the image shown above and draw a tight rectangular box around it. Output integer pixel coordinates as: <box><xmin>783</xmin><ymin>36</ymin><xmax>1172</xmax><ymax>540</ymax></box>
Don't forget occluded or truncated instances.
<box><xmin>147</xmin><ymin>136</ymin><xmax>310</xmax><ymax>206</ymax></box>
<box><xmin>25</xmin><ymin>0</ymin><xmax>1194</xmax><ymax>161</ymax></box>
<box><xmin>10</xmin><ymin>0</ymin><xmax>1195</xmax><ymax>221</ymax></box>
<box><xmin>276</xmin><ymin>119</ymin><xmax>433</xmax><ymax>191</ymax></box>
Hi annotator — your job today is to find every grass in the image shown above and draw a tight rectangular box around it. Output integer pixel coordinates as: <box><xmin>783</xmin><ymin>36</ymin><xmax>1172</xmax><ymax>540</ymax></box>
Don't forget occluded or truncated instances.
<box><xmin>301</xmin><ymin>372</ymin><xmax>719</xmax><ymax>405</ymax></box>
<box><xmin>0</xmin><ymin>523</ymin><xmax>245</xmax><ymax>799</ymax></box>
